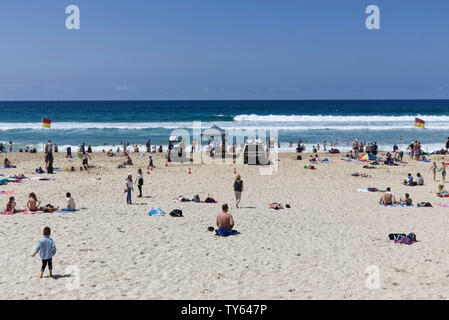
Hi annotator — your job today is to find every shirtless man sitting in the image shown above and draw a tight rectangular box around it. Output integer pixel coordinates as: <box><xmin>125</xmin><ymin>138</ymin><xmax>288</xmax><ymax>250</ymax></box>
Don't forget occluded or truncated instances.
<box><xmin>216</xmin><ymin>204</ymin><xmax>234</xmax><ymax>231</ymax></box>
<box><xmin>380</xmin><ymin>187</ymin><xmax>396</xmax><ymax>205</ymax></box>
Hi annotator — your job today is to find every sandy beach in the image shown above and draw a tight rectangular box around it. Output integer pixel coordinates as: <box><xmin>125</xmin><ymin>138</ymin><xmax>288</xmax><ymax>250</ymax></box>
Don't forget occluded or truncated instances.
<box><xmin>1</xmin><ymin>151</ymin><xmax>449</xmax><ymax>300</ymax></box>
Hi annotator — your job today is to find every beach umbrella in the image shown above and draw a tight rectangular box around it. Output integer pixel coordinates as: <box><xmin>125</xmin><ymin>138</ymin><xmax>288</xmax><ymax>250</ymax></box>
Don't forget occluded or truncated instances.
<box><xmin>358</xmin><ymin>153</ymin><xmax>378</xmax><ymax>161</ymax></box>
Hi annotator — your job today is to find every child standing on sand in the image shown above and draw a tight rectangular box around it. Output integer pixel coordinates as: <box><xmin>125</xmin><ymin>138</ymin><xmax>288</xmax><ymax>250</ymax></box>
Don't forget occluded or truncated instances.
<box><xmin>429</xmin><ymin>162</ymin><xmax>438</xmax><ymax>181</ymax></box>
<box><xmin>442</xmin><ymin>162</ymin><xmax>447</xmax><ymax>182</ymax></box>
<box><xmin>32</xmin><ymin>227</ymin><xmax>56</xmax><ymax>278</ymax></box>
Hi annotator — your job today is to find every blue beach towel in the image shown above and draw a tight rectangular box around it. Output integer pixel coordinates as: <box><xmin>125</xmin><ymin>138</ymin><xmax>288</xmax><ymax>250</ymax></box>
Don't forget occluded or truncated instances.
<box><xmin>148</xmin><ymin>208</ymin><xmax>165</xmax><ymax>216</ymax></box>
<box><xmin>215</xmin><ymin>228</ymin><xmax>238</xmax><ymax>237</ymax></box>
<box><xmin>57</xmin><ymin>209</ymin><xmax>80</xmax><ymax>213</ymax></box>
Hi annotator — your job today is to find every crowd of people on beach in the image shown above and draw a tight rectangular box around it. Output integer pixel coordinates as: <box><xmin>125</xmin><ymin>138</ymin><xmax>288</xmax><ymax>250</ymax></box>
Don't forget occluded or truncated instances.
<box><xmin>4</xmin><ymin>134</ymin><xmax>449</xmax><ymax>277</ymax></box>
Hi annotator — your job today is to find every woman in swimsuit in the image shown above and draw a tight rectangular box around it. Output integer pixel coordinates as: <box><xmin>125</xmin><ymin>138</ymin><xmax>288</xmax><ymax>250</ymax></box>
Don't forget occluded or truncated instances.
<box><xmin>27</xmin><ymin>193</ymin><xmax>41</xmax><ymax>212</ymax></box>
<box><xmin>429</xmin><ymin>162</ymin><xmax>438</xmax><ymax>181</ymax></box>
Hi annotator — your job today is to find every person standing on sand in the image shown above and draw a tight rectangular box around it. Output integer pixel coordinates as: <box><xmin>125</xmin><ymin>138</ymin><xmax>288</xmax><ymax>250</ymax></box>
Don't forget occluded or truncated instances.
<box><xmin>32</xmin><ymin>227</ymin><xmax>56</xmax><ymax>278</ymax></box>
<box><xmin>429</xmin><ymin>162</ymin><xmax>438</xmax><ymax>181</ymax></box>
<box><xmin>441</xmin><ymin>162</ymin><xmax>447</xmax><ymax>182</ymax></box>
<box><xmin>233</xmin><ymin>175</ymin><xmax>244</xmax><ymax>208</ymax></box>
<box><xmin>125</xmin><ymin>174</ymin><xmax>133</xmax><ymax>204</ymax></box>
<box><xmin>446</xmin><ymin>137</ymin><xmax>449</xmax><ymax>152</ymax></box>
<box><xmin>135</xmin><ymin>169</ymin><xmax>144</xmax><ymax>198</ymax></box>
<box><xmin>81</xmin><ymin>150</ymin><xmax>91</xmax><ymax>170</ymax></box>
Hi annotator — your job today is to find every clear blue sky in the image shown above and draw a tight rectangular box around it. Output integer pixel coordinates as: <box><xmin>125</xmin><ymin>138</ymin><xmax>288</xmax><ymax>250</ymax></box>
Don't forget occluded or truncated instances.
<box><xmin>0</xmin><ymin>0</ymin><xmax>448</xmax><ymax>100</ymax></box>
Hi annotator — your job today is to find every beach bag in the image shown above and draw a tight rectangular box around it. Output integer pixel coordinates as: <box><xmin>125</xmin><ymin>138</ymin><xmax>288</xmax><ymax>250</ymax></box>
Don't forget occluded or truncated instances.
<box><xmin>193</xmin><ymin>194</ymin><xmax>200</xmax><ymax>202</ymax></box>
<box><xmin>296</xmin><ymin>155</ymin><xmax>302</xmax><ymax>160</ymax></box>
<box><xmin>169</xmin><ymin>209</ymin><xmax>183</xmax><ymax>217</ymax></box>
<box><xmin>147</xmin><ymin>208</ymin><xmax>165</xmax><ymax>216</ymax></box>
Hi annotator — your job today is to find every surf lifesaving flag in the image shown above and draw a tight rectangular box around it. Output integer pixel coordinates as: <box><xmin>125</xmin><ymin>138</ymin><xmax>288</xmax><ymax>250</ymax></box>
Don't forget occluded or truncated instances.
<box><xmin>42</xmin><ymin>118</ymin><xmax>52</xmax><ymax>128</ymax></box>
<box><xmin>414</xmin><ymin>117</ymin><xmax>425</xmax><ymax>129</ymax></box>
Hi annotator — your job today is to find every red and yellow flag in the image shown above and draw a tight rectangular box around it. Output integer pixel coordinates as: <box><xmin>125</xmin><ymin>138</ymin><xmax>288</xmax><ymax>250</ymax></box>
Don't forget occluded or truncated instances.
<box><xmin>42</xmin><ymin>118</ymin><xmax>51</xmax><ymax>128</ymax></box>
<box><xmin>414</xmin><ymin>117</ymin><xmax>425</xmax><ymax>129</ymax></box>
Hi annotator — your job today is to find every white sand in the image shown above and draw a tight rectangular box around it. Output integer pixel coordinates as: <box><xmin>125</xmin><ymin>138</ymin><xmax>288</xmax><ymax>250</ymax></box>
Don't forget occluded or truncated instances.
<box><xmin>1</xmin><ymin>152</ymin><xmax>449</xmax><ymax>299</ymax></box>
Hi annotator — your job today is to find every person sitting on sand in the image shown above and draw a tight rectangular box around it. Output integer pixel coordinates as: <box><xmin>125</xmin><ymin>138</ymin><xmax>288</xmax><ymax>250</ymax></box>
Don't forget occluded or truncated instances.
<box><xmin>106</xmin><ymin>149</ymin><xmax>114</xmax><ymax>157</ymax></box>
<box><xmin>66</xmin><ymin>192</ymin><xmax>76</xmax><ymax>211</ymax></box>
<box><xmin>380</xmin><ymin>187</ymin><xmax>396</xmax><ymax>205</ymax></box>
<box><xmin>415</xmin><ymin>173</ymin><xmax>424</xmax><ymax>186</ymax></box>
<box><xmin>403</xmin><ymin>173</ymin><xmax>415</xmax><ymax>186</ymax></box>
<box><xmin>437</xmin><ymin>185</ymin><xmax>449</xmax><ymax>197</ymax></box>
<box><xmin>268</xmin><ymin>202</ymin><xmax>284</xmax><ymax>210</ymax></box>
<box><xmin>27</xmin><ymin>193</ymin><xmax>41</xmax><ymax>212</ymax></box>
<box><xmin>4</xmin><ymin>158</ymin><xmax>16</xmax><ymax>168</ymax></box>
<box><xmin>216</xmin><ymin>204</ymin><xmax>234</xmax><ymax>231</ymax></box>
<box><xmin>400</xmin><ymin>193</ymin><xmax>413</xmax><ymax>206</ymax></box>
<box><xmin>125</xmin><ymin>156</ymin><xmax>133</xmax><ymax>165</ymax></box>
<box><xmin>309</xmin><ymin>155</ymin><xmax>316</xmax><ymax>163</ymax></box>
<box><xmin>5</xmin><ymin>196</ymin><xmax>17</xmax><ymax>213</ymax></box>
<box><xmin>205</xmin><ymin>193</ymin><xmax>216</xmax><ymax>203</ymax></box>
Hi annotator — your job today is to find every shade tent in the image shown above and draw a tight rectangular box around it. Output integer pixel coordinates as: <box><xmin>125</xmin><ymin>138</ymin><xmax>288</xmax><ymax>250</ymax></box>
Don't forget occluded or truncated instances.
<box><xmin>202</xmin><ymin>125</ymin><xmax>226</xmax><ymax>158</ymax></box>
<box><xmin>358</xmin><ymin>153</ymin><xmax>379</xmax><ymax>161</ymax></box>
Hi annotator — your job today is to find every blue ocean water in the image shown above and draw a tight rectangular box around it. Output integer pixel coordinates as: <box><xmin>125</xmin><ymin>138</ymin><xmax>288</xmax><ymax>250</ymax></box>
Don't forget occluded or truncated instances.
<box><xmin>1</xmin><ymin>100</ymin><xmax>448</xmax><ymax>152</ymax></box>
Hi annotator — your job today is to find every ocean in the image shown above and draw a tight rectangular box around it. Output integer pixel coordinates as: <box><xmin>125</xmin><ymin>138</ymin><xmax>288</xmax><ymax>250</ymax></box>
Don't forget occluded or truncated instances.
<box><xmin>0</xmin><ymin>100</ymin><xmax>448</xmax><ymax>153</ymax></box>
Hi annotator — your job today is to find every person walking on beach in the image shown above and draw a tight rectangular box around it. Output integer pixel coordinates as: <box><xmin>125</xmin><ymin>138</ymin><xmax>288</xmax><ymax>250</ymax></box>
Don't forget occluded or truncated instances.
<box><xmin>429</xmin><ymin>162</ymin><xmax>438</xmax><ymax>181</ymax></box>
<box><xmin>8</xmin><ymin>141</ymin><xmax>13</xmax><ymax>153</ymax></box>
<box><xmin>125</xmin><ymin>174</ymin><xmax>133</xmax><ymax>204</ymax></box>
<box><xmin>233</xmin><ymin>174</ymin><xmax>244</xmax><ymax>208</ymax></box>
<box><xmin>32</xmin><ymin>227</ymin><xmax>56</xmax><ymax>278</ymax></box>
<box><xmin>441</xmin><ymin>162</ymin><xmax>447</xmax><ymax>182</ymax></box>
<box><xmin>135</xmin><ymin>169</ymin><xmax>144</xmax><ymax>198</ymax></box>
<box><xmin>81</xmin><ymin>150</ymin><xmax>91</xmax><ymax>170</ymax></box>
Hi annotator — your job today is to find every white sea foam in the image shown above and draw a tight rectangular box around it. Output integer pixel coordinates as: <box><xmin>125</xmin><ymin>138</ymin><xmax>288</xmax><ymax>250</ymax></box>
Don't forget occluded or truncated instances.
<box><xmin>233</xmin><ymin>114</ymin><xmax>449</xmax><ymax>123</ymax></box>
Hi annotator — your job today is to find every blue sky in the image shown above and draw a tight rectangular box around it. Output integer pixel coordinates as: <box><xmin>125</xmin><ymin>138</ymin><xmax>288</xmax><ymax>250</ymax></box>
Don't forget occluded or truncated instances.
<box><xmin>0</xmin><ymin>0</ymin><xmax>448</xmax><ymax>100</ymax></box>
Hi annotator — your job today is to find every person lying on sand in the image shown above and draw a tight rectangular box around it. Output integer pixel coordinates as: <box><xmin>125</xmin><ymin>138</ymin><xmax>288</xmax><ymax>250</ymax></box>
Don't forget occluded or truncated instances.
<box><xmin>268</xmin><ymin>202</ymin><xmax>284</xmax><ymax>210</ymax></box>
<box><xmin>5</xmin><ymin>196</ymin><xmax>17</xmax><ymax>213</ymax></box>
<box><xmin>399</xmin><ymin>193</ymin><xmax>413</xmax><ymax>206</ymax></box>
<box><xmin>351</xmin><ymin>172</ymin><xmax>371</xmax><ymax>177</ymax></box>
<box><xmin>380</xmin><ymin>187</ymin><xmax>396</xmax><ymax>205</ymax></box>
<box><xmin>217</xmin><ymin>204</ymin><xmax>234</xmax><ymax>231</ymax></box>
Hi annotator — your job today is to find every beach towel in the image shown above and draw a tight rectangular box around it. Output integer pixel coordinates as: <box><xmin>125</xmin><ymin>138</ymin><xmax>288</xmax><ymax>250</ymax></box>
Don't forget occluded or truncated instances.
<box><xmin>417</xmin><ymin>202</ymin><xmax>433</xmax><ymax>207</ymax></box>
<box><xmin>436</xmin><ymin>192</ymin><xmax>449</xmax><ymax>198</ymax></box>
<box><xmin>215</xmin><ymin>228</ymin><xmax>238</xmax><ymax>237</ymax></box>
<box><xmin>0</xmin><ymin>191</ymin><xmax>14</xmax><ymax>196</ymax></box>
<box><xmin>56</xmin><ymin>209</ymin><xmax>80</xmax><ymax>213</ymax></box>
<box><xmin>0</xmin><ymin>178</ymin><xmax>8</xmax><ymax>185</ymax></box>
<box><xmin>394</xmin><ymin>233</ymin><xmax>417</xmax><ymax>245</ymax></box>
<box><xmin>379</xmin><ymin>203</ymin><xmax>398</xmax><ymax>207</ymax></box>
<box><xmin>398</xmin><ymin>204</ymin><xmax>414</xmax><ymax>207</ymax></box>
<box><xmin>23</xmin><ymin>210</ymin><xmax>45</xmax><ymax>214</ymax></box>
<box><xmin>147</xmin><ymin>208</ymin><xmax>165</xmax><ymax>216</ymax></box>
<box><xmin>437</xmin><ymin>203</ymin><xmax>449</xmax><ymax>208</ymax></box>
